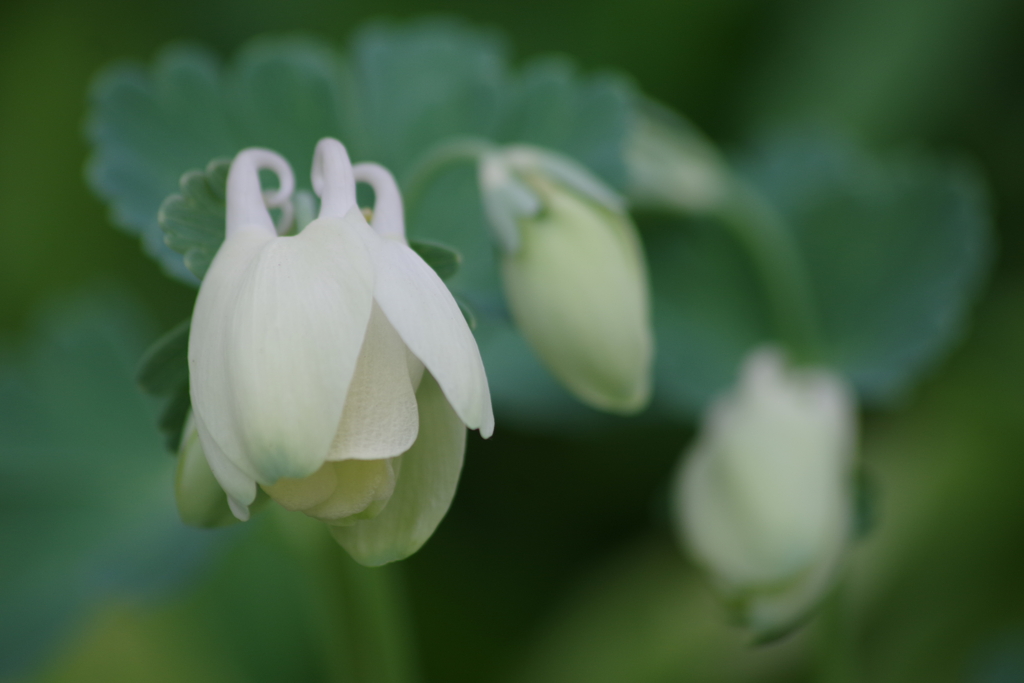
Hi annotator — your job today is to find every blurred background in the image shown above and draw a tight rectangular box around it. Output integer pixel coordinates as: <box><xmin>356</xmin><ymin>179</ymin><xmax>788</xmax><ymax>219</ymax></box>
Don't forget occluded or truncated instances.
<box><xmin>2</xmin><ymin>0</ymin><xmax>1024</xmax><ymax>681</ymax></box>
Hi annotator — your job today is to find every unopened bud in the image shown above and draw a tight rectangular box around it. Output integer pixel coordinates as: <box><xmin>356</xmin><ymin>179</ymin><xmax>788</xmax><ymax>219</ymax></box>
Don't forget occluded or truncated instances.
<box><xmin>625</xmin><ymin>102</ymin><xmax>727</xmax><ymax>214</ymax></box>
<box><xmin>479</xmin><ymin>146</ymin><xmax>654</xmax><ymax>414</ymax></box>
<box><xmin>674</xmin><ymin>348</ymin><xmax>856</xmax><ymax>637</ymax></box>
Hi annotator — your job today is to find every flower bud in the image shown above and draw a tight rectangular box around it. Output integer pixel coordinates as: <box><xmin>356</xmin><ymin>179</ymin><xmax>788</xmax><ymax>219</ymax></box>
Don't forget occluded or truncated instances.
<box><xmin>479</xmin><ymin>146</ymin><xmax>653</xmax><ymax>414</ymax></box>
<box><xmin>624</xmin><ymin>102</ymin><xmax>728</xmax><ymax>215</ymax></box>
<box><xmin>673</xmin><ymin>348</ymin><xmax>856</xmax><ymax>637</ymax></box>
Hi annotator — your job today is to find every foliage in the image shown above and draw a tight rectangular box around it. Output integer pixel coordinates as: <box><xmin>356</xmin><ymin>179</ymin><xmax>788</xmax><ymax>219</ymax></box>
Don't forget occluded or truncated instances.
<box><xmin>88</xmin><ymin>20</ymin><xmax>992</xmax><ymax>431</ymax></box>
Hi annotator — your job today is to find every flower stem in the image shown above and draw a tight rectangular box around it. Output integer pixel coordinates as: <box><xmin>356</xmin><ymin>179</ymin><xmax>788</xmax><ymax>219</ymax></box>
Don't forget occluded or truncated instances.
<box><xmin>816</xmin><ymin>584</ymin><xmax>858</xmax><ymax>683</ymax></box>
<box><xmin>715</xmin><ymin>179</ymin><xmax>825</xmax><ymax>364</ymax></box>
<box><xmin>400</xmin><ymin>137</ymin><xmax>495</xmax><ymax>210</ymax></box>
<box><xmin>273</xmin><ymin>510</ymin><xmax>421</xmax><ymax>683</ymax></box>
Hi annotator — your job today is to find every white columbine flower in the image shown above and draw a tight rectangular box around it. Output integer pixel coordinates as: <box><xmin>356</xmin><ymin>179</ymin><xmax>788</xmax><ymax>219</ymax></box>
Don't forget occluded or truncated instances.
<box><xmin>188</xmin><ymin>139</ymin><xmax>493</xmax><ymax>565</ymax></box>
<box><xmin>479</xmin><ymin>145</ymin><xmax>654</xmax><ymax>414</ymax></box>
<box><xmin>673</xmin><ymin>348</ymin><xmax>856</xmax><ymax>637</ymax></box>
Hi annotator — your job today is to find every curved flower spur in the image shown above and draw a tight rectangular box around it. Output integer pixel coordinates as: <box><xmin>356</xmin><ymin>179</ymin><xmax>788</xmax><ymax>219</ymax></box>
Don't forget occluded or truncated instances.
<box><xmin>186</xmin><ymin>139</ymin><xmax>493</xmax><ymax>565</ymax></box>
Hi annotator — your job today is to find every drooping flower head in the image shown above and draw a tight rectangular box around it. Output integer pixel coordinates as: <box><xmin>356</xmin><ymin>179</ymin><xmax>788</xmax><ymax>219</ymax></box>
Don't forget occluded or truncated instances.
<box><xmin>673</xmin><ymin>348</ymin><xmax>856</xmax><ymax>637</ymax></box>
<box><xmin>186</xmin><ymin>139</ymin><xmax>492</xmax><ymax>564</ymax></box>
<box><xmin>479</xmin><ymin>145</ymin><xmax>654</xmax><ymax>414</ymax></box>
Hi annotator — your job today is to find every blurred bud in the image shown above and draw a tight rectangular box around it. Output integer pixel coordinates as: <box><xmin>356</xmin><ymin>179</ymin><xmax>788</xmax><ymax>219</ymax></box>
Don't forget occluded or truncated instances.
<box><xmin>479</xmin><ymin>145</ymin><xmax>654</xmax><ymax>414</ymax></box>
<box><xmin>174</xmin><ymin>412</ymin><xmax>237</xmax><ymax>528</ymax></box>
<box><xmin>673</xmin><ymin>348</ymin><xmax>856</xmax><ymax>638</ymax></box>
<box><xmin>625</xmin><ymin>101</ymin><xmax>728</xmax><ymax>214</ymax></box>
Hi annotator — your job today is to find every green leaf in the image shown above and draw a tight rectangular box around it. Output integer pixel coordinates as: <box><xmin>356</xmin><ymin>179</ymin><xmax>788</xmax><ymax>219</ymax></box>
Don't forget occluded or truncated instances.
<box><xmin>650</xmin><ymin>134</ymin><xmax>993</xmax><ymax>415</ymax></box>
<box><xmin>0</xmin><ymin>290</ymin><xmax>223</xmax><ymax>677</ymax></box>
<box><xmin>454</xmin><ymin>295</ymin><xmax>478</xmax><ymax>330</ymax></box>
<box><xmin>345</xmin><ymin>19</ymin><xmax>508</xmax><ymax>175</ymax></box>
<box><xmin>136</xmin><ymin>318</ymin><xmax>190</xmax><ymax>395</ymax></box>
<box><xmin>158</xmin><ymin>160</ymin><xmax>229</xmax><ymax>280</ymax></box>
<box><xmin>136</xmin><ymin>318</ymin><xmax>191</xmax><ymax>450</ymax></box>
<box><xmin>740</xmin><ymin>134</ymin><xmax>993</xmax><ymax>403</ymax></box>
<box><xmin>498</xmin><ymin>56</ymin><xmax>635</xmax><ymax>191</ymax></box>
<box><xmin>646</xmin><ymin>214</ymin><xmax>772</xmax><ymax>414</ymax></box>
<box><xmin>87</xmin><ymin>39</ymin><xmax>349</xmax><ymax>285</ymax></box>
<box><xmin>86</xmin><ymin>45</ymin><xmax>237</xmax><ymax>285</ymax></box>
<box><xmin>409</xmin><ymin>239</ymin><xmax>461</xmax><ymax>280</ymax></box>
<box><xmin>158</xmin><ymin>383</ymin><xmax>191</xmax><ymax>452</ymax></box>
<box><xmin>87</xmin><ymin>22</ymin><xmax>642</xmax><ymax>431</ymax></box>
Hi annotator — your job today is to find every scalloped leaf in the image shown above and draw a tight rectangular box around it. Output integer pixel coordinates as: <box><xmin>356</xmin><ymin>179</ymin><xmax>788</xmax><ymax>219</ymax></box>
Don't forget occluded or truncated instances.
<box><xmin>135</xmin><ymin>318</ymin><xmax>191</xmax><ymax>450</ymax></box>
<box><xmin>651</xmin><ymin>134</ymin><xmax>993</xmax><ymax>415</ymax></box>
<box><xmin>158</xmin><ymin>159</ymin><xmax>229</xmax><ymax>280</ymax></box>
<box><xmin>408</xmin><ymin>239</ymin><xmax>461</xmax><ymax>281</ymax></box>
<box><xmin>498</xmin><ymin>55</ymin><xmax>634</xmax><ymax>191</ymax></box>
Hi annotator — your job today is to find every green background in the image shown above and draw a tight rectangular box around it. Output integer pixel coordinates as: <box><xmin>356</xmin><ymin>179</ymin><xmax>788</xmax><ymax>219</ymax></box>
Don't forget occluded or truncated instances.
<box><xmin>3</xmin><ymin>0</ymin><xmax>1024</xmax><ymax>681</ymax></box>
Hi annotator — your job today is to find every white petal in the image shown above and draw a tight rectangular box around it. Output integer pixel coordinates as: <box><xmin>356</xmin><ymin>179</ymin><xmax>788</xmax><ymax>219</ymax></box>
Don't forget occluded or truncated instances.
<box><xmin>175</xmin><ymin>411</ymin><xmax>236</xmax><ymax>528</ymax></box>
<box><xmin>189</xmin><ymin>210</ymin><xmax>375</xmax><ymax>485</ymax></box>
<box><xmin>353</xmin><ymin>162</ymin><xmax>406</xmax><ymax>241</ymax></box>
<box><xmin>225</xmin><ymin>148</ymin><xmax>294</xmax><ymax>237</ymax></box>
<box><xmin>370</xmin><ymin>236</ymin><xmax>494</xmax><ymax>437</ymax></box>
<box><xmin>327</xmin><ymin>302</ymin><xmax>420</xmax><ymax>461</ymax></box>
<box><xmin>312</xmin><ymin>138</ymin><xmax>357</xmax><ymax>219</ymax></box>
<box><xmin>192</xmin><ymin>408</ymin><xmax>256</xmax><ymax>521</ymax></box>
<box><xmin>331</xmin><ymin>371</ymin><xmax>467</xmax><ymax>566</ymax></box>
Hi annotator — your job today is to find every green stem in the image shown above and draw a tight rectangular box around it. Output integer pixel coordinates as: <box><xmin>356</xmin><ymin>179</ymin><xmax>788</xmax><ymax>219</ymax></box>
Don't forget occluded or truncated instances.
<box><xmin>273</xmin><ymin>510</ymin><xmax>421</xmax><ymax>683</ymax></box>
<box><xmin>400</xmin><ymin>137</ymin><xmax>495</xmax><ymax>210</ymax></box>
<box><xmin>816</xmin><ymin>583</ymin><xmax>858</xmax><ymax>683</ymax></box>
<box><xmin>715</xmin><ymin>178</ymin><xmax>825</xmax><ymax>364</ymax></box>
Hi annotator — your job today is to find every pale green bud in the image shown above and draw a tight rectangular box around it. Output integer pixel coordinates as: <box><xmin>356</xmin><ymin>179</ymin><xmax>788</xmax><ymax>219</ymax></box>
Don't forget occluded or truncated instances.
<box><xmin>479</xmin><ymin>146</ymin><xmax>654</xmax><ymax>414</ymax></box>
<box><xmin>175</xmin><ymin>412</ymin><xmax>237</xmax><ymax>528</ymax></box>
<box><xmin>625</xmin><ymin>102</ymin><xmax>728</xmax><ymax>214</ymax></box>
<box><xmin>673</xmin><ymin>348</ymin><xmax>856</xmax><ymax>637</ymax></box>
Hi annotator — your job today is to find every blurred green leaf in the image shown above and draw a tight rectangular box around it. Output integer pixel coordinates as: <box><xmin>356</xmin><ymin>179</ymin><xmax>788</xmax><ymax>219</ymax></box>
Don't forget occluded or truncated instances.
<box><xmin>135</xmin><ymin>317</ymin><xmax>191</xmax><ymax>451</ymax></box>
<box><xmin>740</xmin><ymin>134</ymin><xmax>992</xmax><ymax>403</ymax></box>
<box><xmin>86</xmin><ymin>46</ymin><xmax>236</xmax><ymax>285</ymax></box>
<box><xmin>136</xmin><ymin>318</ymin><xmax>189</xmax><ymax>396</ymax></box>
<box><xmin>86</xmin><ymin>38</ymin><xmax>347</xmax><ymax>286</ymax></box>
<box><xmin>0</xmin><ymin>289</ymin><xmax>222</xmax><ymax>678</ymax></box>
<box><xmin>842</xmin><ymin>282</ymin><xmax>1024</xmax><ymax>682</ymax></box>
<box><xmin>650</xmin><ymin>134</ymin><xmax>992</xmax><ymax>415</ymax></box>
<box><xmin>229</xmin><ymin>37</ymin><xmax>350</xmax><ymax>183</ymax></box>
<box><xmin>645</xmin><ymin>213</ymin><xmax>772</xmax><ymax>414</ymax></box>
<box><xmin>408</xmin><ymin>240</ymin><xmax>461</xmax><ymax>281</ymax></box>
<box><xmin>86</xmin><ymin>22</ymin><xmax>641</xmax><ymax>432</ymax></box>
<box><xmin>345</xmin><ymin>19</ymin><xmax>508</xmax><ymax>175</ymax></box>
<box><xmin>499</xmin><ymin>56</ymin><xmax>634</xmax><ymax>191</ymax></box>
<box><xmin>26</xmin><ymin>509</ymin><xmax>421</xmax><ymax>683</ymax></box>
<box><xmin>157</xmin><ymin>383</ymin><xmax>191</xmax><ymax>452</ymax></box>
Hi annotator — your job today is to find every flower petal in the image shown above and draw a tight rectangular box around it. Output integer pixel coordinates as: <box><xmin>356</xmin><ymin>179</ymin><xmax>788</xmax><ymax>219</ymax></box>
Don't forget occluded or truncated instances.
<box><xmin>307</xmin><ymin>458</ymin><xmax>399</xmax><ymax>522</ymax></box>
<box><xmin>189</xmin><ymin>211</ymin><xmax>375</xmax><ymax>486</ymax></box>
<box><xmin>262</xmin><ymin>462</ymin><xmax>338</xmax><ymax>512</ymax></box>
<box><xmin>192</xmin><ymin>408</ymin><xmax>257</xmax><ymax>521</ymax></box>
<box><xmin>370</xmin><ymin>236</ymin><xmax>494</xmax><ymax>437</ymax></box>
<box><xmin>175</xmin><ymin>411</ymin><xmax>238</xmax><ymax>528</ymax></box>
<box><xmin>327</xmin><ymin>302</ymin><xmax>420</xmax><ymax>461</ymax></box>
<box><xmin>331</xmin><ymin>371</ymin><xmax>467</xmax><ymax>566</ymax></box>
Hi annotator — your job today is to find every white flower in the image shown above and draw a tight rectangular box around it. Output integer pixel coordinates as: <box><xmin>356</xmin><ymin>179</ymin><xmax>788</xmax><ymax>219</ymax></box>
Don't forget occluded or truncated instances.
<box><xmin>673</xmin><ymin>348</ymin><xmax>856</xmax><ymax>636</ymax></box>
<box><xmin>479</xmin><ymin>145</ymin><xmax>654</xmax><ymax>414</ymax></box>
<box><xmin>188</xmin><ymin>139</ymin><xmax>493</xmax><ymax>565</ymax></box>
